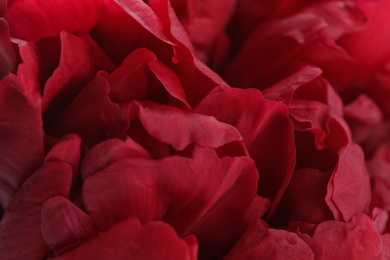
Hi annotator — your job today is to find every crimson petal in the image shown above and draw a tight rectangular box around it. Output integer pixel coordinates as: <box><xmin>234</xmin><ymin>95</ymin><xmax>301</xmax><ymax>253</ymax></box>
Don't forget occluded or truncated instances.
<box><xmin>224</xmin><ymin>219</ymin><xmax>314</xmax><ymax>260</ymax></box>
<box><xmin>0</xmin><ymin>74</ymin><xmax>44</xmax><ymax>210</ymax></box>
<box><xmin>50</xmin><ymin>218</ymin><xmax>197</xmax><ymax>260</ymax></box>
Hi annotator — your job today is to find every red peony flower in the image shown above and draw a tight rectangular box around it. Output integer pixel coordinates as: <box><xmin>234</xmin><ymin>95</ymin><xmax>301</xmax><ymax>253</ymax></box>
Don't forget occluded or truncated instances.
<box><xmin>1</xmin><ymin>0</ymin><xmax>390</xmax><ymax>259</ymax></box>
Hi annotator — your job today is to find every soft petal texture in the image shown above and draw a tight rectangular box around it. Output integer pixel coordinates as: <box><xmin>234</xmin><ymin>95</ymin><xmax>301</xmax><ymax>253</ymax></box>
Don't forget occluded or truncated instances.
<box><xmin>42</xmin><ymin>31</ymin><xmax>95</xmax><ymax>116</ymax></box>
<box><xmin>41</xmin><ymin>196</ymin><xmax>96</xmax><ymax>252</ymax></box>
<box><xmin>275</xmin><ymin>168</ymin><xmax>333</xmax><ymax>225</ymax></box>
<box><xmin>326</xmin><ymin>142</ymin><xmax>371</xmax><ymax>221</ymax></box>
<box><xmin>312</xmin><ymin>213</ymin><xmax>382</xmax><ymax>259</ymax></box>
<box><xmin>263</xmin><ymin>68</ymin><xmax>371</xmax><ymax>222</ymax></box>
<box><xmin>81</xmin><ymin>137</ymin><xmax>150</xmax><ymax>180</ymax></box>
<box><xmin>0</xmin><ymin>159</ymin><xmax>73</xmax><ymax>259</ymax></box>
<box><xmin>114</xmin><ymin>0</ymin><xmax>174</xmax><ymax>44</ymax></box>
<box><xmin>196</xmin><ymin>86</ymin><xmax>295</xmax><ymax>216</ymax></box>
<box><xmin>224</xmin><ymin>219</ymin><xmax>314</xmax><ymax>260</ymax></box>
<box><xmin>14</xmin><ymin>39</ymin><xmax>42</xmax><ymax>108</ymax></box>
<box><xmin>5</xmin><ymin>0</ymin><xmax>105</xmax><ymax>42</ymax></box>
<box><xmin>170</xmin><ymin>0</ymin><xmax>236</xmax><ymax>62</ymax></box>
<box><xmin>107</xmin><ymin>47</ymin><xmax>191</xmax><ymax>109</ymax></box>
<box><xmin>83</xmin><ymin>146</ymin><xmax>268</xmax><ymax>259</ymax></box>
<box><xmin>48</xmin><ymin>72</ymin><xmax>119</xmax><ymax>147</ymax></box>
<box><xmin>367</xmin><ymin>145</ymin><xmax>390</xmax><ymax>211</ymax></box>
<box><xmin>0</xmin><ymin>74</ymin><xmax>44</xmax><ymax>211</ymax></box>
<box><xmin>223</xmin><ymin>1</ymin><xmax>365</xmax><ymax>90</ymax></box>
<box><xmin>122</xmin><ymin>101</ymin><xmax>243</xmax><ymax>152</ymax></box>
<box><xmin>50</xmin><ymin>218</ymin><xmax>198</xmax><ymax>260</ymax></box>
<box><xmin>339</xmin><ymin>0</ymin><xmax>390</xmax><ymax>76</ymax></box>
<box><xmin>0</xmin><ymin>18</ymin><xmax>15</xmax><ymax>80</ymax></box>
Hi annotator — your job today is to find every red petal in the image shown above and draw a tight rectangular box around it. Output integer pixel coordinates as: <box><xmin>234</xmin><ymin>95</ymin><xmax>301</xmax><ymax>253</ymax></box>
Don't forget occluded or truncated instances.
<box><xmin>0</xmin><ymin>159</ymin><xmax>73</xmax><ymax>259</ymax></box>
<box><xmin>224</xmin><ymin>219</ymin><xmax>314</xmax><ymax>260</ymax></box>
<box><xmin>42</xmin><ymin>31</ymin><xmax>95</xmax><ymax>114</ymax></box>
<box><xmin>48</xmin><ymin>72</ymin><xmax>119</xmax><ymax>147</ymax></box>
<box><xmin>326</xmin><ymin>142</ymin><xmax>371</xmax><ymax>221</ymax></box>
<box><xmin>81</xmin><ymin>137</ymin><xmax>150</xmax><ymax>180</ymax></box>
<box><xmin>114</xmin><ymin>0</ymin><xmax>174</xmax><ymax>44</ymax></box>
<box><xmin>107</xmin><ymin>47</ymin><xmax>191</xmax><ymax>109</ymax></box>
<box><xmin>41</xmin><ymin>196</ymin><xmax>96</xmax><ymax>251</ymax></box>
<box><xmin>5</xmin><ymin>0</ymin><xmax>104</xmax><ymax>42</ymax></box>
<box><xmin>339</xmin><ymin>0</ymin><xmax>390</xmax><ymax>76</ymax></box>
<box><xmin>14</xmin><ymin>40</ymin><xmax>41</xmax><ymax>108</ymax></box>
<box><xmin>0</xmin><ymin>74</ymin><xmax>44</xmax><ymax>210</ymax></box>
<box><xmin>196</xmin><ymin>86</ymin><xmax>295</xmax><ymax>216</ymax></box>
<box><xmin>51</xmin><ymin>218</ymin><xmax>197</xmax><ymax>260</ymax></box>
<box><xmin>83</xmin><ymin>146</ymin><xmax>265</xmax><ymax>258</ymax></box>
<box><xmin>312</xmin><ymin>213</ymin><xmax>382</xmax><ymax>259</ymax></box>
<box><xmin>0</xmin><ymin>18</ymin><xmax>15</xmax><ymax>80</ymax></box>
<box><xmin>122</xmin><ymin>101</ymin><xmax>242</xmax><ymax>152</ymax></box>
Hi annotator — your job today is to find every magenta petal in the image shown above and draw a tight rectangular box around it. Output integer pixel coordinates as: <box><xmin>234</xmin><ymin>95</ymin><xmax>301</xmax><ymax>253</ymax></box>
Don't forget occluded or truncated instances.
<box><xmin>42</xmin><ymin>31</ymin><xmax>95</xmax><ymax>114</ymax></box>
<box><xmin>51</xmin><ymin>218</ymin><xmax>197</xmax><ymax>260</ymax></box>
<box><xmin>312</xmin><ymin>213</ymin><xmax>382</xmax><ymax>259</ymax></box>
<box><xmin>48</xmin><ymin>72</ymin><xmax>119</xmax><ymax>147</ymax></box>
<box><xmin>81</xmin><ymin>137</ymin><xmax>150</xmax><ymax>180</ymax></box>
<box><xmin>0</xmin><ymin>74</ymin><xmax>44</xmax><ymax>210</ymax></box>
<box><xmin>41</xmin><ymin>196</ymin><xmax>96</xmax><ymax>251</ymax></box>
<box><xmin>0</xmin><ymin>161</ymin><xmax>72</xmax><ymax>259</ymax></box>
<box><xmin>196</xmin><ymin>86</ymin><xmax>295</xmax><ymax>215</ymax></box>
<box><xmin>224</xmin><ymin>219</ymin><xmax>314</xmax><ymax>260</ymax></box>
<box><xmin>5</xmin><ymin>0</ymin><xmax>104</xmax><ymax>42</ymax></box>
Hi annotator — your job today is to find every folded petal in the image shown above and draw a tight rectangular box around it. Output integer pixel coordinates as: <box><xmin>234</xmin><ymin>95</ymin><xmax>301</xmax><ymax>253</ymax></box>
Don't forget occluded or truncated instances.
<box><xmin>48</xmin><ymin>72</ymin><xmax>119</xmax><ymax>147</ymax></box>
<box><xmin>196</xmin><ymin>86</ymin><xmax>295</xmax><ymax>216</ymax></box>
<box><xmin>312</xmin><ymin>213</ymin><xmax>382</xmax><ymax>259</ymax></box>
<box><xmin>224</xmin><ymin>219</ymin><xmax>314</xmax><ymax>260</ymax></box>
<box><xmin>42</xmin><ymin>31</ymin><xmax>96</xmax><ymax>116</ymax></box>
<box><xmin>121</xmin><ymin>101</ymin><xmax>243</xmax><ymax>155</ymax></box>
<box><xmin>81</xmin><ymin>137</ymin><xmax>150</xmax><ymax>180</ymax></box>
<box><xmin>0</xmin><ymin>159</ymin><xmax>73</xmax><ymax>259</ymax></box>
<box><xmin>0</xmin><ymin>74</ymin><xmax>44</xmax><ymax>210</ymax></box>
<box><xmin>41</xmin><ymin>196</ymin><xmax>96</xmax><ymax>252</ymax></box>
<box><xmin>0</xmin><ymin>18</ymin><xmax>15</xmax><ymax>80</ymax></box>
<box><xmin>83</xmin><ymin>146</ymin><xmax>266</xmax><ymax>258</ymax></box>
<box><xmin>5</xmin><ymin>0</ymin><xmax>105</xmax><ymax>42</ymax></box>
<box><xmin>51</xmin><ymin>218</ymin><xmax>197</xmax><ymax>260</ymax></box>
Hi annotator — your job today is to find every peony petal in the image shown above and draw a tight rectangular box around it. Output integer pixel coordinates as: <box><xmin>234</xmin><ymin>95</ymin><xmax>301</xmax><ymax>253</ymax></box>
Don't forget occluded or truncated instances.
<box><xmin>41</xmin><ymin>196</ymin><xmax>96</xmax><ymax>252</ymax></box>
<box><xmin>367</xmin><ymin>145</ymin><xmax>390</xmax><ymax>211</ymax></box>
<box><xmin>51</xmin><ymin>218</ymin><xmax>197</xmax><ymax>260</ymax></box>
<box><xmin>224</xmin><ymin>219</ymin><xmax>314</xmax><ymax>260</ymax></box>
<box><xmin>326</xmin><ymin>142</ymin><xmax>371</xmax><ymax>221</ymax></box>
<box><xmin>122</xmin><ymin>100</ymin><xmax>243</xmax><ymax>152</ymax></box>
<box><xmin>114</xmin><ymin>0</ymin><xmax>174</xmax><ymax>44</ymax></box>
<box><xmin>83</xmin><ymin>146</ymin><xmax>265</xmax><ymax>258</ymax></box>
<box><xmin>14</xmin><ymin>39</ymin><xmax>42</xmax><ymax>109</ymax></box>
<box><xmin>0</xmin><ymin>18</ymin><xmax>15</xmax><ymax>80</ymax></box>
<box><xmin>107</xmin><ymin>47</ymin><xmax>191</xmax><ymax>109</ymax></box>
<box><xmin>0</xmin><ymin>74</ymin><xmax>44</xmax><ymax>211</ymax></box>
<box><xmin>339</xmin><ymin>0</ymin><xmax>390</xmax><ymax>76</ymax></box>
<box><xmin>5</xmin><ymin>0</ymin><xmax>104</xmax><ymax>43</ymax></box>
<box><xmin>81</xmin><ymin>137</ymin><xmax>150</xmax><ymax>180</ymax></box>
<box><xmin>196</xmin><ymin>86</ymin><xmax>295</xmax><ymax>216</ymax></box>
<box><xmin>48</xmin><ymin>72</ymin><xmax>119</xmax><ymax>147</ymax></box>
<box><xmin>272</xmin><ymin>168</ymin><xmax>333</xmax><ymax>225</ymax></box>
<box><xmin>42</xmin><ymin>31</ymin><xmax>95</xmax><ymax>115</ymax></box>
<box><xmin>0</xmin><ymin>160</ymin><xmax>73</xmax><ymax>259</ymax></box>
<box><xmin>312</xmin><ymin>213</ymin><xmax>382</xmax><ymax>259</ymax></box>
<box><xmin>223</xmin><ymin>2</ymin><xmax>360</xmax><ymax>90</ymax></box>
